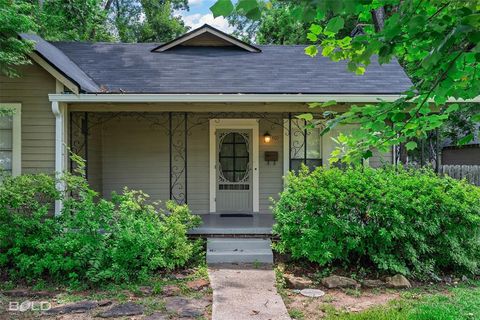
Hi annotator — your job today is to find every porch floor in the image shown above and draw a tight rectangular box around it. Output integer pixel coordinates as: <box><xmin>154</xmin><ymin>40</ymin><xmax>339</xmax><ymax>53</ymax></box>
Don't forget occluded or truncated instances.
<box><xmin>189</xmin><ymin>213</ymin><xmax>274</xmax><ymax>235</ymax></box>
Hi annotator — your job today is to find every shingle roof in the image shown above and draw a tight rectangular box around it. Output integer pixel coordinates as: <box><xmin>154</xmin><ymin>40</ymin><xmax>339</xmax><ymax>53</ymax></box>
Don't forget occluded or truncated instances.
<box><xmin>24</xmin><ymin>26</ymin><xmax>413</xmax><ymax>94</ymax></box>
<box><xmin>20</xmin><ymin>34</ymin><xmax>100</xmax><ymax>93</ymax></box>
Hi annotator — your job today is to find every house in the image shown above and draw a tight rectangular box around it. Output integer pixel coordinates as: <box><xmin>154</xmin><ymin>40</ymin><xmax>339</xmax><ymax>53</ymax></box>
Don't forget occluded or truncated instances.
<box><xmin>0</xmin><ymin>25</ymin><xmax>412</xmax><ymax>237</ymax></box>
<box><xmin>442</xmin><ymin>125</ymin><xmax>480</xmax><ymax>165</ymax></box>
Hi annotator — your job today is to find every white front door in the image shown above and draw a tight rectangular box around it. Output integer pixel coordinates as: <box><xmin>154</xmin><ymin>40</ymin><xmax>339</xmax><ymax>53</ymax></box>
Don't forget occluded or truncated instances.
<box><xmin>216</xmin><ymin>129</ymin><xmax>253</xmax><ymax>212</ymax></box>
<box><xmin>209</xmin><ymin>119</ymin><xmax>259</xmax><ymax>213</ymax></box>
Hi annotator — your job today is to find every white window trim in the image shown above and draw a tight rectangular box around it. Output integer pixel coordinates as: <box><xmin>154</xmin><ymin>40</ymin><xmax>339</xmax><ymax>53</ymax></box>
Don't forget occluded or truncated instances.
<box><xmin>0</xmin><ymin>103</ymin><xmax>21</xmax><ymax>176</ymax></box>
<box><xmin>209</xmin><ymin>119</ymin><xmax>259</xmax><ymax>213</ymax></box>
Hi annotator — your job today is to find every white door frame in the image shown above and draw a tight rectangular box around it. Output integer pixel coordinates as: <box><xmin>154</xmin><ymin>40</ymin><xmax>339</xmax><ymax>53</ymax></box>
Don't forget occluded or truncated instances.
<box><xmin>209</xmin><ymin>119</ymin><xmax>259</xmax><ymax>213</ymax></box>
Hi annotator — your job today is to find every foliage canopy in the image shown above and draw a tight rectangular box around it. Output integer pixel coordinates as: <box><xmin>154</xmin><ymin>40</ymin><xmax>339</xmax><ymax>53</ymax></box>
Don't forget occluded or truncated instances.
<box><xmin>0</xmin><ymin>0</ymin><xmax>189</xmax><ymax>77</ymax></box>
<box><xmin>274</xmin><ymin>166</ymin><xmax>480</xmax><ymax>278</ymax></box>
<box><xmin>0</xmin><ymin>167</ymin><xmax>201</xmax><ymax>287</ymax></box>
<box><xmin>212</xmin><ymin>0</ymin><xmax>480</xmax><ymax>163</ymax></box>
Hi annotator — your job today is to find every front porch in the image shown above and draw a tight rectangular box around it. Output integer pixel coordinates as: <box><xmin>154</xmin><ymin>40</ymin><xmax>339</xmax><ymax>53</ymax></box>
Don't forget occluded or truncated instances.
<box><xmin>50</xmin><ymin>101</ymin><xmax>388</xmax><ymax>234</ymax></box>
<box><xmin>189</xmin><ymin>213</ymin><xmax>274</xmax><ymax>236</ymax></box>
<box><xmin>64</xmin><ymin>107</ymin><xmax>330</xmax><ymax>217</ymax></box>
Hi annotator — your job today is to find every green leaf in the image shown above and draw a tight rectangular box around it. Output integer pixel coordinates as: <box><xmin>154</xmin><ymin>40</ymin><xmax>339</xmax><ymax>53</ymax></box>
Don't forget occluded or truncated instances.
<box><xmin>322</xmin><ymin>45</ymin><xmax>334</xmax><ymax>56</ymax></box>
<box><xmin>405</xmin><ymin>141</ymin><xmax>418</xmax><ymax>151</ymax></box>
<box><xmin>210</xmin><ymin>0</ymin><xmax>234</xmax><ymax>18</ymax></box>
<box><xmin>472</xmin><ymin>113</ymin><xmax>480</xmax><ymax>122</ymax></box>
<box><xmin>305</xmin><ymin>45</ymin><xmax>318</xmax><ymax>57</ymax></box>
<box><xmin>245</xmin><ymin>7</ymin><xmax>261</xmax><ymax>19</ymax></box>
<box><xmin>324</xmin><ymin>16</ymin><xmax>344</xmax><ymax>34</ymax></box>
<box><xmin>462</xmin><ymin>14</ymin><xmax>480</xmax><ymax>28</ymax></box>
<box><xmin>315</xmin><ymin>9</ymin><xmax>325</xmax><ymax>21</ymax></box>
<box><xmin>355</xmin><ymin>66</ymin><xmax>365</xmax><ymax>75</ymax></box>
<box><xmin>445</xmin><ymin>103</ymin><xmax>459</xmax><ymax>113</ymax></box>
<box><xmin>236</xmin><ymin>0</ymin><xmax>258</xmax><ymax>13</ymax></box>
<box><xmin>309</xmin><ymin>24</ymin><xmax>322</xmax><ymax>35</ymax></box>
<box><xmin>391</xmin><ymin>112</ymin><xmax>406</xmax><ymax>122</ymax></box>
<box><xmin>320</xmin><ymin>100</ymin><xmax>337</xmax><ymax>108</ymax></box>
<box><xmin>407</xmin><ymin>15</ymin><xmax>426</xmax><ymax>34</ymax></box>
<box><xmin>347</xmin><ymin>61</ymin><xmax>357</xmax><ymax>72</ymax></box>
<box><xmin>458</xmin><ymin>133</ymin><xmax>474</xmax><ymax>145</ymax></box>
<box><xmin>363</xmin><ymin>150</ymin><xmax>373</xmax><ymax>159</ymax></box>
<box><xmin>296</xmin><ymin>113</ymin><xmax>313</xmax><ymax>121</ymax></box>
<box><xmin>307</xmin><ymin>33</ymin><xmax>318</xmax><ymax>42</ymax></box>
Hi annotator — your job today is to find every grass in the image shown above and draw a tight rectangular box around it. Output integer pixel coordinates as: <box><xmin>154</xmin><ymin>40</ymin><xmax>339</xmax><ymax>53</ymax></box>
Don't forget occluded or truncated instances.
<box><xmin>324</xmin><ymin>283</ymin><xmax>480</xmax><ymax>320</ymax></box>
<box><xmin>289</xmin><ymin>308</ymin><xmax>305</xmax><ymax>319</ymax></box>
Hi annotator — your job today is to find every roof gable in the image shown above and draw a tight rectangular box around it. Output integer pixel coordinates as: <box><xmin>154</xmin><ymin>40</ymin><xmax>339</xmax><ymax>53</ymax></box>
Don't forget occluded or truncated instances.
<box><xmin>151</xmin><ymin>24</ymin><xmax>261</xmax><ymax>53</ymax></box>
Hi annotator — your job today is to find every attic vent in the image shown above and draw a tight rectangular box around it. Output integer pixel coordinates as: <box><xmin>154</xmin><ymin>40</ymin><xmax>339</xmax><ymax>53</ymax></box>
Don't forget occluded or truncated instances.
<box><xmin>151</xmin><ymin>24</ymin><xmax>261</xmax><ymax>53</ymax></box>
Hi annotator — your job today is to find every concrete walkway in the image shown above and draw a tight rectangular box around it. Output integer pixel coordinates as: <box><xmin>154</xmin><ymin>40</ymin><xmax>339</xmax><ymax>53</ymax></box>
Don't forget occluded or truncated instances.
<box><xmin>208</xmin><ymin>264</ymin><xmax>291</xmax><ymax>320</ymax></box>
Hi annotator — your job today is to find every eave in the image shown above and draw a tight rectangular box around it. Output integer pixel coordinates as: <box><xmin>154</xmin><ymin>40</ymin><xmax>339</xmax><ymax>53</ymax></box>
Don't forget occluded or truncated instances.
<box><xmin>48</xmin><ymin>93</ymin><xmax>480</xmax><ymax>104</ymax></box>
<box><xmin>49</xmin><ymin>93</ymin><xmax>409</xmax><ymax>103</ymax></box>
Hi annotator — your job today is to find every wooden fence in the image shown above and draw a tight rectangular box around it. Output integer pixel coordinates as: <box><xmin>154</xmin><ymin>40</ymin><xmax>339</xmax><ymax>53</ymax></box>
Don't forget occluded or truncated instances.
<box><xmin>440</xmin><ymin>165</ymin><xmax>480</xmax><ymax>186</ymax></box>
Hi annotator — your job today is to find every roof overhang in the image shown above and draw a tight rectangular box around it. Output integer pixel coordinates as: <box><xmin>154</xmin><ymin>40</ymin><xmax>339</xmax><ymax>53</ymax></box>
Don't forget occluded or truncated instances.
<box><xmin>48</xmin><ymin>93</ymin><xmax>404</xmax><ymax>103</ymax></box>
<box><xmin>48</xmin><ymin>93</ymin><xmax>480</xmax><ymax>103</ymax></box>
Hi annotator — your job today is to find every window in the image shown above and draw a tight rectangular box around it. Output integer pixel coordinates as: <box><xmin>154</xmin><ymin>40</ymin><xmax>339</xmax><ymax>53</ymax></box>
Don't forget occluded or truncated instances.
<box><xmin>218</xmin><ymin>132</ymin><xmax>249</xmax><ymax>183</ymax></box>
<box><xmin>285</xmin><ymin>118</ymin><xmax>322</xmax><ymax>172</ymax></box>
<box><xmin>0</xmin><ymin>104</ymin><xmax>21</xmax><ymax>177</ymax></box>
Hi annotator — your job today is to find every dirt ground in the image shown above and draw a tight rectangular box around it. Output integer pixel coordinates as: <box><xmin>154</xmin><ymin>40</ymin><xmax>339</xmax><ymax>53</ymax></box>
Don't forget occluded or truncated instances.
<box><xmin>283</xmin><ymin>288</ymin><xmax>400</xmax><ymax>319</ymax></box>
<box><xmin>0</xmin><ymin>268</ymin><xmax>212</xmax><ymax>320</ymax></box>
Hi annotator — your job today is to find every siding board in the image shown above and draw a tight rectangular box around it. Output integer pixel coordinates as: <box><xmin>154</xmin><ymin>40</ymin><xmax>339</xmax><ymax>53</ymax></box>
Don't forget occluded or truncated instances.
<box><xmin>0</xmin><ymin>63</ymin><xmax>56</xmax><ymax>173</ymax></box>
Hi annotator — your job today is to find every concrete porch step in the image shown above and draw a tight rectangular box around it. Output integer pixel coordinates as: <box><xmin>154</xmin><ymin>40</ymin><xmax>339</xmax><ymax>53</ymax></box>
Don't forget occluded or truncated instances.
<box><xmin>206</xmin><ymin>238</ymin><xmax>273</xmax><ymax>264</ymax></box>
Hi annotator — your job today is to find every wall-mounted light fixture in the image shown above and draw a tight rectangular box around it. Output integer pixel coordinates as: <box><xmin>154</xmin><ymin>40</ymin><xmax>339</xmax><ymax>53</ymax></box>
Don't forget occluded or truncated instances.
<box><xmin>263</xmin><ymin>132</ymin><xmax>272</xmax><ymax>143</ymax></box>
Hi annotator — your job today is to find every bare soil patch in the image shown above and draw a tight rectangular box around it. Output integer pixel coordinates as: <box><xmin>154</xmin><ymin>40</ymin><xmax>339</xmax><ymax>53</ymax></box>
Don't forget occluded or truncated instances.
<box><xmin>284</xmin><ymin>288</ymin><xmax>399</xmax><ymax>319</ymax></box>
<box><xmin>0</xmin><ymin>268</ymin><xmax>212</xmax><ymax>320</ymax></box>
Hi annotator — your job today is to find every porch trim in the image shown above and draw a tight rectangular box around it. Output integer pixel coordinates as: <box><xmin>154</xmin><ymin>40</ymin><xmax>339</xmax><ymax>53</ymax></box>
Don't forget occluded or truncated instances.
<box><xmin>48</xmin><ymin>93</ymin><xmax>480</xmax><ymax>103</ymax></box>
<box><xmin>209</xmin><ymin>119</ymin><xmax>260</xmax><ymax>213</ymax></box>
<box><xmin>52</xmin><ymin>101</ymin><xmax>67</xmax><ymax>216</ymax></box>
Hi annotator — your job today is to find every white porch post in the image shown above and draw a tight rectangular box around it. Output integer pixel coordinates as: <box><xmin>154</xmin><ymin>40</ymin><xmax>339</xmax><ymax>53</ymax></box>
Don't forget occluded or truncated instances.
<box><xmin>52</xmin><ymin>101</ymin><xmax>67</xmax><ymax>216</ymax></box>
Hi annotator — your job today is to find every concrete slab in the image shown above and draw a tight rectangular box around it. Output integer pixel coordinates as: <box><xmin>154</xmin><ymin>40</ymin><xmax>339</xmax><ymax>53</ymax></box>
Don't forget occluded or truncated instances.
<box><xmin>207</xmin><ymin>238</ymin><xmax>273</xmax><ymax>264</ymax></box>
<box><xmin>208</xmin><ymin>264</ymin><xmax>290</xmax><ymax>320</ymax></box>
<box><xmin>189</xmin><ymin>214</ymin><xmax>274</xmax><ymax>235</ymax></box>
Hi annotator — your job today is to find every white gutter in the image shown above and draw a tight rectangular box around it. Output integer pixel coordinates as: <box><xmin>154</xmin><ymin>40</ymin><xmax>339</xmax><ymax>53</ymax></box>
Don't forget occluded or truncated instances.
<box><xmin>49</xmin><ymin>93</ymin><xmax>408</xmax><ymax>103</ymax></box>
<box><xmin>48</xmin><ymin>93</ymin><xmax>480</xmax><ymax>103</ymax></box>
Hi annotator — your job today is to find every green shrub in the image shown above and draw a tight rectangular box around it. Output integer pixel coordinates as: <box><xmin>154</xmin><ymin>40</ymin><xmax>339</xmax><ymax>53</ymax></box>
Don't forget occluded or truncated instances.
<box><xmin>0</xmin><ymin>171</ymin><xmax>202</xmax><ymax>287</ymax></box>
<box><xmin>0</xmin><ymin>174</ymin><xmax>60</xmax><ymax>280</ymax></box>
<box><xmin>273</xmin><ymin>166</ymin><xmax>480</xmax><ymax>278</ymax></box>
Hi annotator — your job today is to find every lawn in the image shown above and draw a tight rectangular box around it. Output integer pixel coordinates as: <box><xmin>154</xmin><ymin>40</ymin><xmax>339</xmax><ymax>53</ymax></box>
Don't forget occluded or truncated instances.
<box><xmin>326</xmin><ymin>284</ymin><xmax>480</xmax><ymax>320</ymax></box>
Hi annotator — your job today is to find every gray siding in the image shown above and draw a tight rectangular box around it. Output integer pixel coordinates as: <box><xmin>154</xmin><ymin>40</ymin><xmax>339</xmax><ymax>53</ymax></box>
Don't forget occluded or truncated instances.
<box><xmin>0</xmin><ymin>63</ymin><xmax>56</xmax><ymax>173</ymax></box>
<box><xmin>259</xmin><ymin>120</ymin><xmax>283</xmax><ymax>212</ymax></box>
<box><xmin>101</xmin><ymin>117</ymin><xmax>170</xmax><ymax>201</ymax></box>
<box><xmin>86</xmin><ymin>112</ymin><xmax>391</xmax><ymax>213</ymax></box>
<box><xmin>93</xmin><ymin>116</ymin><xmax>282</xmax><ymax>214</ymax></box>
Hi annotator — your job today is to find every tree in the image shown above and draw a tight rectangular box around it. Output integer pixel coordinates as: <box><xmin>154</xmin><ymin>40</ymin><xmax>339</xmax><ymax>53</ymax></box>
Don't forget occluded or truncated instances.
<box><xmin>106</xmin><ymin>0</ymin><xmax>189</xmax><ymax>42</ymax></box>
<box><xmin>211</xmin><ymin>0</ymin><xmax>480</xmax><ymax>163</ymax></box>
<box><xmin>228</xmin><ymin>0</ymin><xmax>310</xmax><ymax>44</ymax></box>
<box><xmin>139</xmin><ymin>0</ymin><xmax>188</xmax><ymax>42</ymax></box>
<box><xmin>37</xmin><ymin>0</ymin><xmax>112</xmax><ymax>41</ymax></box>
<box><xmin>1</xmin><ymin>0</ymin><xmax>112</xmax><ymax>77</ymax></box>
<box><xmin>228</xmin><ymin>0</ymin><xmax>359</xmax><ymax>45</ymax></box>
<box><xmin>1</xmin><ymin>0</ymin><xmax>190</xmax><ymax>77</ymax></box>
<box><xmin>0</xmin><ymin>0</ymin><xmax>37</xmax><ymax>77</ymax></box>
